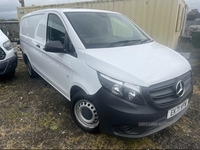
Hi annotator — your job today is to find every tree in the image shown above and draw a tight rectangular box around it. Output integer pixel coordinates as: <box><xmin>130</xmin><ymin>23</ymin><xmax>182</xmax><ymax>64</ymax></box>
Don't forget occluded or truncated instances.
<box><xmin>187</xmin><ymin>9</ymin><xmax>200</xmax><ymax>20</ymax></box>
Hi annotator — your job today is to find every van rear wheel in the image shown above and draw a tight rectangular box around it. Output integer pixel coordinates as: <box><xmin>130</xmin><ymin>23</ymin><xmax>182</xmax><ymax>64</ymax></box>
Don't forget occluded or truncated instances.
<box><xmin>26</xmin><ymin>60</ymin><xmax>38</xmax><ymax>78</ymax></box>
<box><xmin>70</xmin><ymin>91</ymin><xmax>100</xmax><ymax>133</ymax></box>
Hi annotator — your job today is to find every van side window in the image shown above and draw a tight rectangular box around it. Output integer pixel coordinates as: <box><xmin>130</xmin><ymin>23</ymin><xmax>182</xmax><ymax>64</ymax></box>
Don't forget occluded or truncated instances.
<box><xmin>36</xmin><ymin>24</ymin><xmax>45</xmax><ymax>39</ymax></box>
<box><xmin>21</xmin><ymin>14</ymin><xmax>45</xmax><ymax>40</ymax></box>
<box><xmin>47</xmin><ymin>14</ymin><xmax>76</xmax><ymax>57</ymax></box>
<box><xmin>35</xmin><ymin>18</ymin><xmax>46</xmax><ymax>43</ymax></box>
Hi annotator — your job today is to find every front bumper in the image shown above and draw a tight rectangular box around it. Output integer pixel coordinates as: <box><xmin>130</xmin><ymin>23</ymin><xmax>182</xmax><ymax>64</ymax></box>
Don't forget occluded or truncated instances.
<box><xmin>92</xmin><ymin>85</ymin><xmax>193</xmax><ymax>138</ymax></box>
<box><xmin>0</xmin><ymin>55</ymin><xmax>18</xmax><ymax>75</ymax></box>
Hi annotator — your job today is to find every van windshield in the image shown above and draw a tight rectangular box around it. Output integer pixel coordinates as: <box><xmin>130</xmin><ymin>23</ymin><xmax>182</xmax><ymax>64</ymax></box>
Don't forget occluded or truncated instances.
<box><xmin>65</xmin><ymin>12</ymin><xmax>152</xmax><ymax>49</ymax></box>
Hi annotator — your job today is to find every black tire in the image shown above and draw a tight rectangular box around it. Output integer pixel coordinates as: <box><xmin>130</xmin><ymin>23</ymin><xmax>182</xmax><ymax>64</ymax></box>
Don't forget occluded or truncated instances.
<box><xmin>26</xmin><ymin>60</ymin><xmax>38</xmax><ymax>78</ymax></box>
<box><xmin>0</xmin><ymin>70</ymin><xmax>15</xmax><ymax>80</ymax></box>
<box><xmin>70</xmin><ymin>91</ymin><xmax>100</xmax><ymax>133</ymax></box>
<box><xmin>7</xmin><ymin>70</ymin><xmax>15</xmax><ymax>77</ymax></box>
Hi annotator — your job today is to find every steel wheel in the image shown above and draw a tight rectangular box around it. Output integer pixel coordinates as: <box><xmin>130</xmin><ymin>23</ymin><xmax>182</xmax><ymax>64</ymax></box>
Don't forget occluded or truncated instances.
<box><xmin>74</xmin><ymin>100</ymin><xmax>99</xmax><ymax>129</ymax></box>
<box><xmin>70</xmin><ymin>91</ymin><xmax>100</xmax><ymax>133</ymax></box>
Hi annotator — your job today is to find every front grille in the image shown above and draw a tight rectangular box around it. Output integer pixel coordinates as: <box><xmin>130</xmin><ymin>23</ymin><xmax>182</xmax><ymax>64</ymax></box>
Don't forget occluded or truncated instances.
<box><xmin>0</xmin><ymin>48</ymin><xmax>6</xmax><ymax>60</ymax></box>
<box><xmin>149</xmin><ymin>71</ymin><xmax>192</xmax><ymax>106</ymax></box>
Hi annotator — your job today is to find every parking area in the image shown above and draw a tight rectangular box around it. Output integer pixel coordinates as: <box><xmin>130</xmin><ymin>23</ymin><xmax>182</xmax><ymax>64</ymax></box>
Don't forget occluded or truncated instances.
<box><xmin>0</xmin><ymin>45</ymin><xmax>200</xmax><ymax>149</ymax></box>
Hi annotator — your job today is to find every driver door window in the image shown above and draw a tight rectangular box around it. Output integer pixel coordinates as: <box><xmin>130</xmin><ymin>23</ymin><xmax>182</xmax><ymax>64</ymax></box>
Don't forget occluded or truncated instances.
<box><xmin>47</xmin><ymin>14</ymin><xmax>76</xmax><ymax>56</ymax></box>
<box><xmin>47</xmin><ymin>14</ymin><xmax>66</xmax><ymax>45</ymax></box>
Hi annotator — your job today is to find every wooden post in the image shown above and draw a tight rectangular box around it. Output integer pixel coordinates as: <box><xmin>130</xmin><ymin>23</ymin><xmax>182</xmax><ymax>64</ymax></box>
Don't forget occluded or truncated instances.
<box><xmin>19</xmin><ymin>0</ymin><xmax>25</xmax><ymax>7</ymax></box>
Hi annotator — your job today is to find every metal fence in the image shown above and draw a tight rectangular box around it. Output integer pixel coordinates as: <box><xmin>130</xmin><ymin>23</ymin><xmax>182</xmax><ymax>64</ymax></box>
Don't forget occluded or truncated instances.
<box><xmin>0</xmin><ymin>21</ymin><xmax>19</xmax><ymax>39</ymax></box>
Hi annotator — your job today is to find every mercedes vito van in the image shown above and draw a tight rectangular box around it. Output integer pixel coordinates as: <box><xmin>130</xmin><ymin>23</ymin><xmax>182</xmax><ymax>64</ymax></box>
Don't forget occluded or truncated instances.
<box><xmin>20</xmin><ymin>9</ymin><xmax>193</xmax><ymax>138</ymax></box>
<box><xmin>0</xmin><ymin>29</ymin><xmax>17</xmax><ymax>77</ymax></box>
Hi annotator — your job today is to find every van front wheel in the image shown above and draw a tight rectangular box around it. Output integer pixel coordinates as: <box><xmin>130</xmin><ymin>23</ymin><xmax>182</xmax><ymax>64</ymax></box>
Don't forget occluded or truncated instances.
<box><xmin>70</xmin><ymin>91</ymin><xmax>100</xmax><ymax>133</ymax></box>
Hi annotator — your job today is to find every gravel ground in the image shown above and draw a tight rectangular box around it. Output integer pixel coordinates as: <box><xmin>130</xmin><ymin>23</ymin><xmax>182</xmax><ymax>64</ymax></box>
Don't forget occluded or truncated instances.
<box><xmin>0</xmin><ymin>45</ymin><xmax>200</xmax><ymax>149</ymax></box>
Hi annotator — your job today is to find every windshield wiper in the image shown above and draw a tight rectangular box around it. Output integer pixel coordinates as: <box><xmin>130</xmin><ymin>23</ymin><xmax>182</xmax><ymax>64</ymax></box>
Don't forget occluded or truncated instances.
<box><xmin>108</xmin><ymin>39</ymin><xmax>142</xmax><ymax>47</ymax></box>
<box><xmin>108</xmin><ymin>38</ymin><xmax>153</xmax><ymax>47</ymax></box>
<box><xmin>140</xmin><ymin>38</ymin><xmax>153</xmax><ymax>44</ymax></box>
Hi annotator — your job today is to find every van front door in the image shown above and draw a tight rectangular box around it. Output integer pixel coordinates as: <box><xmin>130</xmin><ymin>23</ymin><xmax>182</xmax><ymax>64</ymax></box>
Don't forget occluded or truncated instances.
<box><xmin>43</xmin><ymin>13</ymin><xmax>74</xmax><ymax>98</ymax></box>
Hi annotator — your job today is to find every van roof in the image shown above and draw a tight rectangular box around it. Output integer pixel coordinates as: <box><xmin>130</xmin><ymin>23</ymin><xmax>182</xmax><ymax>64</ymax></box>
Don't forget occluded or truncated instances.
<box><xmin>22</xmin><ymin>8</ymin><xmax>118</xmax><ymax>18</ymax></box>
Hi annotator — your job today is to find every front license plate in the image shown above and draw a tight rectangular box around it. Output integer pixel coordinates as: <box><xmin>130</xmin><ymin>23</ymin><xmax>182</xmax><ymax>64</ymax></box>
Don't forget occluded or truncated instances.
<box><xmin>167</xmin><ymin>99</ymin><xmax>189</xmax><ymax>119</ymax></box>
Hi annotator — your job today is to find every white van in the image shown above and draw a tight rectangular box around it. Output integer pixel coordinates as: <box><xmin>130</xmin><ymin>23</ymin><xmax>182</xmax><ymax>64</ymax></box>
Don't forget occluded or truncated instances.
<box><xmin>0</xmin><ymin>30</ymin><xmax>17</xmax><ymax>77</ymax></box>
<box><xmin>20</xmin><ymin>9</ymin><xmax>193</xmax><ymax>138</ymax></box>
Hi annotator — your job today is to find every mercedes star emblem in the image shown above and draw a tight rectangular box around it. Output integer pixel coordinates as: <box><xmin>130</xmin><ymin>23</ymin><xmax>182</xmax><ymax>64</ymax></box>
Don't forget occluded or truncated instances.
<box><xmin>176</xmin><ymin>80</ymin><xmax>185</xmax><ymax>97</ymax></box>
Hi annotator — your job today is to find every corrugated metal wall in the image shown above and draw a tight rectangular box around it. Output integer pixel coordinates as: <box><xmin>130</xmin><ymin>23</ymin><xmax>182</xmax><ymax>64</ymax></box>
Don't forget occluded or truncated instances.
<box><xmin>17</xmin><ymin>0</ymin><xmax>186</xmax><ymax>49</ymax></box>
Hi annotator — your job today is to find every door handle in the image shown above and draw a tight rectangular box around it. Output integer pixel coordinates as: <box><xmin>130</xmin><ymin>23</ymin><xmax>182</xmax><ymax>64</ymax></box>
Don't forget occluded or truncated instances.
<box><xmin>36</xmin><ymin>44</ymin><xmax>40</xmax><ymax>48</ymax></box>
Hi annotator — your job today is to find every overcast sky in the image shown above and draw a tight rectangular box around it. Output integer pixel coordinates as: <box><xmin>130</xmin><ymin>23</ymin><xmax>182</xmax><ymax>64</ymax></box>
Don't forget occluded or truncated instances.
<box><xmin>0</xmin><ymin>0</ymin><xmax>200</xmax><ymax>19</ymax></box>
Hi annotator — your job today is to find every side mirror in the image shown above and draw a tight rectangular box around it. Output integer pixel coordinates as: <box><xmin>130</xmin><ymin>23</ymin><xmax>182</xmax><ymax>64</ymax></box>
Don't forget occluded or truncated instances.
<box><xmin>44</xmin><ymin>41</ymin><xmax>66</xmax><ymax>53</ymax></box>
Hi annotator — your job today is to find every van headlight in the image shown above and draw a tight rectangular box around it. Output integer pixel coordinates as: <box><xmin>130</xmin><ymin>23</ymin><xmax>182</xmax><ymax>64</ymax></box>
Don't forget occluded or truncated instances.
<box><xmin>3</xmin><ymin>40</ymin><xmax>12</xmax><ymax>50</ymax></box>
<box><xmin>98</xmin><ymin>73</ymin><xmax>146</xmax><ymax>105</ymax></box>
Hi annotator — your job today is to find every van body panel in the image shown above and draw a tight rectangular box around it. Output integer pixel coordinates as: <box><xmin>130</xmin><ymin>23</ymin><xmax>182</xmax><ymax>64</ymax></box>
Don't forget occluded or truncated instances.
<box><xmin>20</xmin><ymin>11</ymin><xmax>101</xmax><ymax>98</ymax></box>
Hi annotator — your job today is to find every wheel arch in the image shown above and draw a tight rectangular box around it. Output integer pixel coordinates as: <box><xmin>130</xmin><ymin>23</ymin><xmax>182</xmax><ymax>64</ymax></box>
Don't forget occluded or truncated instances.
<box><xmin>22</xmin><ymin>52</ymin><xmax>28</xmax><ymax>65</ymax></box>
<box><xmin>70</xmin><ymin>85</ymin><xmax>86</xmax><ymax>100</ymax></box>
